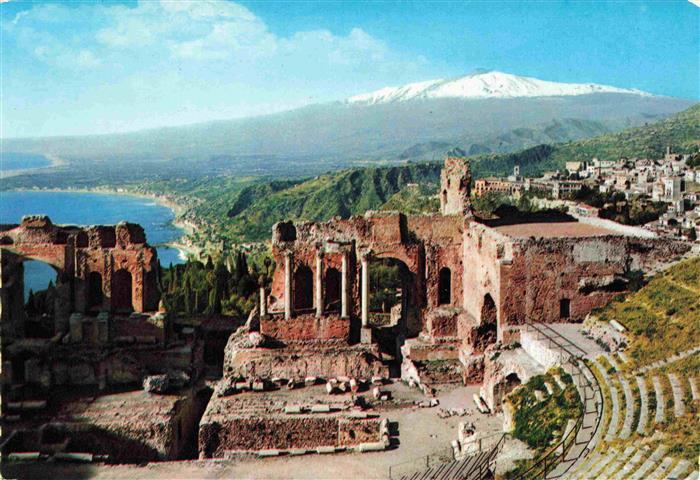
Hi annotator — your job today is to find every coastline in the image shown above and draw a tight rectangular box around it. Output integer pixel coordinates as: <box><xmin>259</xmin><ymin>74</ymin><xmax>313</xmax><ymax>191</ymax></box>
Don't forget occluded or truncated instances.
<box><xmin>4</xmin><ymin>187</ymin><xmax>202</xmax><ymax>261</ymax></box>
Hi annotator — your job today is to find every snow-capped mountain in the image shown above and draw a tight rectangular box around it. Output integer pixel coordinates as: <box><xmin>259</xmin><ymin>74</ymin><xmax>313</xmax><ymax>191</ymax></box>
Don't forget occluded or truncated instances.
<box><xmin>348</xmin><ymin>71</ymin><xmax>649</xmax><ymax>105</ymax></box>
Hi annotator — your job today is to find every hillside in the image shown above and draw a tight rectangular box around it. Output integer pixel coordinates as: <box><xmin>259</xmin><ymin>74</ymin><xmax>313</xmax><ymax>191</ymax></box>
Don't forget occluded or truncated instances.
<box><xmin>132</xmin><ymin>103</ymin><xmax>699</xmax><ymax>245</ymax></box>
<box><xmin>585</xmin><ymin>256</ymin><xmax>700</xmax><ymax>462</ymax></box>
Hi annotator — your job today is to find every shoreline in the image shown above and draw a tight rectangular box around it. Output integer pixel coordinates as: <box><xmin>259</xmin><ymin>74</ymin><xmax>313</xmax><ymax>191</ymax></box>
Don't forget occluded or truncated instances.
<box><xmin>4</xmin><ymin>187</ymin><xmax>203</xmax><ymax>261</ymax></box>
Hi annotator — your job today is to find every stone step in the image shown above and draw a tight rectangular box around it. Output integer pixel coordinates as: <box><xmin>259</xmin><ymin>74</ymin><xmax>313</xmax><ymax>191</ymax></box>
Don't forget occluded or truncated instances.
<box><xmin>579</xmin><ymin>450</ymin><xmax>616</xmax><ymax>480</ymax></box>
<box><xmin>668</xmin><ymin>459</ymin><xmax>692</xmax><ymax>480</ymax></box>
<box><xmin>635</xmin><ymin>376</ymin><xmax>649</xmax><ymax>435</ymax></box>
<box><xmin>683</xmin><ymin>470</ymin><xmax>699</xmax><ymax>480</ymax></box>
<box><xmin>635</xmin><ymin>345</ymin><xmax>700</xmax><ymax>374</ymax></box>
<box><xmin>569</xmin><ymin>451</ymin><xmax>604</xmax><ymax>479</ymax></box>
<box><xmin>612</xmin><ymin>448</ymin><xmax>646</xmax><ymax>480</ymax></box>
<box><xmin>595</xmin><ymin>446</ymin><xmax>635</xmax><ymax>480</ymax></box>
<box><xmin>553</xmin><ymin>373</ymin><xmax>567</xmax><ymax>391</ymax></box>
<box><xmin>618</xmin><ymin>350</ymin><xmax>630</xmax><ymax>364</ymax></box>
<box><xmin>652</xmin><ymin>376</ymin><xmax>666</xmax><ymax>424</ymax></box>
<box><xmin>668</xmin><ymin>373</ymin><xmax>686</xmax><ymax>418</ymax></box>
<box><xmin>618</xmin><ymin>374</ymin><xmax>635</xmax><ymax>439</ymax></box>
<box><xmin>591</xmin><ymin>358</ymin><xmax>620</xmax><ymax>442</ymax></box>
<box><xmin>689</xmin><ymin>377</ymin><xmax>699</xmax><ymax>402</ymax></box>
<box><xmin>605</xmin><ymin>353</ymin><xmax>622</xmax><ymax>372</ymax></box>
<box><xmin>648</xmin><ymin>457</ymin><xmax>674</xmax><ymax>480</ymax></box>
<box><xmin>629</xmin><ymin>444</ymin><xmax>669</xmax><ymax>480</ymax></box>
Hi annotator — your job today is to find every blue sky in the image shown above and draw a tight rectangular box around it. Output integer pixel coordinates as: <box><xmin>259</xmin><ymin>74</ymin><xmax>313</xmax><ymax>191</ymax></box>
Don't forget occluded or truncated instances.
<box><xmin>1</xmin><ymin>0</ymin><xmax>698</xmax><ymax>138</ymax></box>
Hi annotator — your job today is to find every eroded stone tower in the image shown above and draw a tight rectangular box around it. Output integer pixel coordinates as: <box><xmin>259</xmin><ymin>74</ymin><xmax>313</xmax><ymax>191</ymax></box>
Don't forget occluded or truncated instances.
<box><xmin>440</xmin><ymin>148</ymin><xmax>473</xmax><ymax>217</ymax></box>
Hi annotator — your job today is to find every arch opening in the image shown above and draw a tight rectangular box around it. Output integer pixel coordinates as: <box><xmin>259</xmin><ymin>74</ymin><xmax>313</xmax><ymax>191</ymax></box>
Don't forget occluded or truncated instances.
<box><xmin>324</xmin><ymin>267</ymin><xmax>341</xmax><ymax>312</ymax></box>
<box><xmin>438</xmin><ymin>267</ymin><xmax>451</xmax><ymax>305</ymax></box>
<box><xmin>474</xmin><ymin>293</ymin><xmax>497</xmax><ymax>351</ymax></box>
<box><xmin>112</xmin><ymin>268</ymin><xmax>133</xmax><ymax>312</ymax></box>
<box><xmin>88</xmin><ymin>271</ymin><xmax>104</xmax><ymax>310</ymax></box>
<box><xmin>23</xmin><ymin>259</ymin><xmax>60</xmax><ymax>338</ymax></box>
<box><xmin>494</xmin><ymin>372</ymin><xmax>522</xmax><ymax>409</ymax></box>
<box><xmin>293</xmin><ymin>264</ymin><xmax>313</xmax><ymax>311</ymax></box>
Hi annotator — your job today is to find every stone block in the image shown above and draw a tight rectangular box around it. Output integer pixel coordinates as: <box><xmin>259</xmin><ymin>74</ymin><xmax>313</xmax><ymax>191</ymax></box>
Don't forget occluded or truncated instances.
<box><xmin>69</xmin><ymin>313</ymin><xmax>83</xmax><ymax>342</ymax></box>
<box><xmin>143</xmin><ymin>374</ymin><xmax>169</xmax><ymax>394</ymax></box>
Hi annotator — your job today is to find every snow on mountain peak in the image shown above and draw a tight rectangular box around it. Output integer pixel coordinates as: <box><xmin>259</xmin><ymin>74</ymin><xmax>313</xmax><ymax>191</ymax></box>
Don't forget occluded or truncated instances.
<box><xmin>347</xmin><ymin>71</ymin><xmax>650</xmax><ymax>105</ymax></box>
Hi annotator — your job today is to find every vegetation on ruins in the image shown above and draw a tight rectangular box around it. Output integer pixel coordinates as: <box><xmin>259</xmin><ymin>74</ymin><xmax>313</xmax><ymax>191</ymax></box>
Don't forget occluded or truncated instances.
<box><xmin>504</xmin><ymin>368</ymin><xmax>583</xmax><ymax>478</ymax></box>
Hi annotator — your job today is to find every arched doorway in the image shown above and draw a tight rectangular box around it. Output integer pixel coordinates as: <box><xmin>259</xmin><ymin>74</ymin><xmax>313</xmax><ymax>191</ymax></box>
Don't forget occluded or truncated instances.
<box><xmin>494</xmin><ymin>372</ymin><xmax>522</xmax><ymax>409</ymax></box>
<box><xmin>112</xmin><ymin>269</ymin><xmax>133</xmax><ymax>312</ymax></box>
<box><xmin>325</xmin><ymin>267</ymin><xmax>341</xmax><ymax>312</ymax></box>
<box><xmin>88</xmin><ymin>271</ymin><xmax>103</xmax><ymax>310</ymax></box>
<box><xmin>438</xmin><ymin>267</ymin><xmax>451</xmax><ymax>305</ymax></box>
<box><xmin>474</xmin><ymin>293</ymin><xmax>497</xmax><ymax>351</ymax></box>
<box><xmin>23</xmin><ymin>259</ymin><xmax>59</xmax><ymax>338</ymax></box>
<box><xmin>293</xmin><ymin>264</ymin><xmax>313</xmax><ymax>311</ymax></box>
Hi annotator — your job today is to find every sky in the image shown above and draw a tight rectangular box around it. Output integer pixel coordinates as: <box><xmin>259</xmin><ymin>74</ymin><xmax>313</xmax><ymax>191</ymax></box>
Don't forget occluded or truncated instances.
<box><xmin>1</xmin><ymin>0</ymin><xmax>698</xmax><ymax>138</ymax></box>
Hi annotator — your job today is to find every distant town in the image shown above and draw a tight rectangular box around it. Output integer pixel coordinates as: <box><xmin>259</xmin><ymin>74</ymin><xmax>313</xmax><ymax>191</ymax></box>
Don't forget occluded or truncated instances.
<box><xmin>474</xmin><ymin>146</ymin><xmax>700</xmax><ymax>242</ymax></box>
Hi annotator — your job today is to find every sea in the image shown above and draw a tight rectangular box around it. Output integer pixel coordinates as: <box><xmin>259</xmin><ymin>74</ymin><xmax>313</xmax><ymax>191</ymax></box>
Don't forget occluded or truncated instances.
<box><xmin>1</xmin><ymin>152</ymin><xmax>52</xmax><ymax>171</ymax></box>
<box><xmin>0</xmin><ymin>191</ymin><xmax>186</xmax><ymax>299</ymax></box>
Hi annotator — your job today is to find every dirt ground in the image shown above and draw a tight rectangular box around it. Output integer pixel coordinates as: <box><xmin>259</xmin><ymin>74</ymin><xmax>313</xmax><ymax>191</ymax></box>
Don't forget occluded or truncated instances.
<box><xmin>2</xmin><ymin>384</ymin><xmax>503</xmax><ymax>480</ymax></box>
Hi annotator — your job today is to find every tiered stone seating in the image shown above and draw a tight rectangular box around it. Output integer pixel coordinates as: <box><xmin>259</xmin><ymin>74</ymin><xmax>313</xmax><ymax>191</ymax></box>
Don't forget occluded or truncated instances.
<box><xmin>668</xmin><ymin>459</ymin><xmax>692</xmax><ymax>480</ymax></box>
<box><xmin>652</xmin><ymin>376</ymin><xmax>665</xmax><ymax>424</ymax></box>
<box><xmin>648</xmin><ymin>456</ymin><xmax>674</xmax><ymax>479</ymax></box>
<box><xmin>618</xmin><ymin>373</ymin><xmax>635</xmax><ymax>439</ymax></box>
<box><xmin>668</xmin><ymin>373</ymin><xmax>686</xmax><ymax>417</ymax></box>
<box><xmin>635</xmin><ymin>376</ymin><xmax>649</xmax><ymax>435</ymax></box>
<box><xmin>628</xmin><ymin>444</ymin><xmax>668</xmax><ymax>480</ymax></box>
<box><xmin>595</xmin><ymin>446</ymin><xmax>635</xmax><ymax>480</ymax></box>
<box><xmin>612</xmin><ymin>448</ymin><xmax>646</xmax><ymax>480</ymax></box>
<box><xmin>590</xmin><ymin>358</ymin><xmax>621</xmax><ymax>442</ymax></box>
<box><xmin>689</xmin><ymin>377</ymin><xmax>699</xmax><ymax>401</ymax></box>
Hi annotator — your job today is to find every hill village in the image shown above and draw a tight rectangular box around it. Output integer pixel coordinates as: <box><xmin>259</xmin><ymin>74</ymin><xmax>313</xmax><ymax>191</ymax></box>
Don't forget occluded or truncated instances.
<box><xmin>474</xmin><ymin>146</ymin><xmax>700</xmax><ymax>243</ymax></box>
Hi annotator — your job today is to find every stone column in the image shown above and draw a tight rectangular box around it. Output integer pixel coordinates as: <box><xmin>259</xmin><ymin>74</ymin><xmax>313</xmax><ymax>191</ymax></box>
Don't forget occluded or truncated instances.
<box><xmin>259</xmin><ymin>286</ymin><xmax>267</xmax><ymax>317</ymax></box>
<box><xmin>315</xmin><ymin>251</ymin><xmax>324</xmax><ymax>317</ymax></box>
<box><xmin>284</xmin><ymin>252</ymin><xmax>293</xmax><ymax>320</ymax></box>
<box><xmin>361</xmin><ymin>251</ymin><xmax>370</xmax><ymax>327</ymax></box>
<box><xmin>341</xmin><ymin>252</ymin><xmax>349</xmax><ymax>318</ymax></box>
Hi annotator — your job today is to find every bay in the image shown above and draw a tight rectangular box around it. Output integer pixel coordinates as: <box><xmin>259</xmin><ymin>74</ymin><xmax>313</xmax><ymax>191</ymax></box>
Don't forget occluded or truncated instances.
<box><xmin>0</xmin><ymin>191</ymin><xmax>186</xmax><ymax>298</ymax></box>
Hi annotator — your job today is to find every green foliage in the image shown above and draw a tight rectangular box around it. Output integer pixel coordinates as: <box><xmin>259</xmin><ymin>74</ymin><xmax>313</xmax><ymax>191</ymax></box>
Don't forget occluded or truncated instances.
<box><xmin>160</xmin><ymin>249</ymin><xmax>268</xmax><ymax>318</ymax></box>
<box><xmin>379</xmin><ymin>183</ymin><xmax>440</xmax><ymax>214</ymax></box>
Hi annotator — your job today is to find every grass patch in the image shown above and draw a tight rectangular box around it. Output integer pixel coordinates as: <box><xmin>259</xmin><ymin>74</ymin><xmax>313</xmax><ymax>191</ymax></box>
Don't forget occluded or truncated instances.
<box><xmin>503</xmin><ymin>368</ymin><xmax>583</xmax><ymax>478</ymax></box>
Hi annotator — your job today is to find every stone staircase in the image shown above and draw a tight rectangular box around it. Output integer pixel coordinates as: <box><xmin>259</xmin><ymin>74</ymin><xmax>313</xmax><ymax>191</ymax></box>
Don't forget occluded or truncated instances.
<box><xmin>565</xmin><ymin>347</ymin><xmax>700</xmax><ymax>480</ymax></box>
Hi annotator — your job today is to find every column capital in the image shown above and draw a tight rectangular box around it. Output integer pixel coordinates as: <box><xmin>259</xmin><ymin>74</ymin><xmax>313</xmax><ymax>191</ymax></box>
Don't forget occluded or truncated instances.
<box><xmin>284</xmin><ymin>250</ymin><xmax>294</xmax><ymax>259</ymax></box>
<box><xmin>315</xmin><ymin>249</ymin><xmax>325</xmax><ymax>259</ymax></box>
<box><xmin>360</xmin><ymin>249</ymin><xmax>372</xmax><ymax>261</ymax></box>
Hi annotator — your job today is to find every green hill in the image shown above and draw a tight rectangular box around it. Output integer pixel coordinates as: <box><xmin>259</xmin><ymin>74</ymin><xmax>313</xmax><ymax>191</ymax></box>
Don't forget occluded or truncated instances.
<box><xmin>140</xmin><ymin>103</ymin><xmax>698</xmax><ymax>245</ymax></box>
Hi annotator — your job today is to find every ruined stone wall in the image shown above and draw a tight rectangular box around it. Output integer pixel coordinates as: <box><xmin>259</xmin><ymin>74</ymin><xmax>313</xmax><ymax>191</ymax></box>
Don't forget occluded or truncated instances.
<box><xmin>200</xmin><ymin>415</ymin><xmax>379</xmax><ymax>456</ymax></box>
<box><xmin>0</xmin><ymin>216</ymin><xmax>159</xmax><ymax>317</ymax></box>
<box><xmin>463</xmin><ymin>221</ymin><xmax>691</xmax><ymax>340</ymax></box>
<box><xmin>261</xmin><ymin>313</ymin><xmax>350</xmax><ymax>342</ymax></box>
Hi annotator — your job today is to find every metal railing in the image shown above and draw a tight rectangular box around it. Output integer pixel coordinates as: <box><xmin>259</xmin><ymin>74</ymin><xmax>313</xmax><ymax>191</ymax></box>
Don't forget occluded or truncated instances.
<box><xmin>514</xmin><ymin>320</ymin><xmax>603</xmax><ymax>479</ymax></box>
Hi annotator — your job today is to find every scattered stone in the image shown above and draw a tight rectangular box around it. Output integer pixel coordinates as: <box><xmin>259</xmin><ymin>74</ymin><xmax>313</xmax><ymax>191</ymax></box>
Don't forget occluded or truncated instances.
<box><xmin>305</xmin><ymin>376</ymin><xmax>317</xmax><ymax>386</ymax></box>
<box><xmin>553</xmin><ymin>374</ymin><xmax>567</xmax><ymax>391</ymax></box>
<box><xmin>289</xmin><ymin>449</ymin><xmax>307</xmax><ymax>456</ymax></box>
<box><xmin>287</xmin><ymin>379</ymin><xmax>298</xmax><ymax>390</ymax></box>
<box><xmin>372</xmin><ymin>386</ymin><xmax>381</xmax><ymax>399</ymax></box>
<box><xmin>610</xmin><ymin>319</ymin><xmax>626</xmax><ymax>332</ymax></box>
<box><xmin>143</xmin><ymin>374</ymin><xmax>169</xmax><ymax>394</ymax></box>
<box><xmin>544</xmin><ymin>382</ymin><xmax>554</xmax><ymax>395</ymax></box>
<box><xmin>55</xmin><ymin>452</ymin><xmax>93</xmax><ymax>463</ymax></box>
<box><xmin>371</xmin><ymin>376</ymin><xmax>384</xmax><ymax>385</ymax></box>
<box><xmin>316</xmin><ymin>446</ymin><xmax>336</xmax><ymax>454</ymax></box>
<box><xmin>310</xmin><ymin>404</ymin><xmax>331</xmax><ymax>413</ymax></box>
<box><xmin>533</xmin><ymin>390</ymin><xmax>546</xmax><ymax>402</ymax></box>
<box><xmin>358</xmin><ymin>441</ymin><xmax>385</xmax><ymax>453</ymax></box>
<box><xmin>252</xmin><ymin>378</ymin><xmax>266</xmax><ymax>392</ymax></box>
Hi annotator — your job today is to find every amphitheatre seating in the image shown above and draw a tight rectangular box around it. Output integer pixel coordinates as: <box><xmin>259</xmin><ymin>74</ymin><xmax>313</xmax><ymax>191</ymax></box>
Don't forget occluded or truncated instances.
<box><xmin>652</xmin><ymin>376</ymin><xmax>665</xmax><ymax>424</ymax></box>
<box><xmin>689</xmin><ymin>377</ymin><xmax>699</xmax><ymax>401</ymax></box>
<box><xmin>634</xmin><ymin>376</ymin><xmax>649</xmax><ymax>435</ymax></box>
<box><xmin>589</xmin><ymin>358</ymin><xmax>620</xmax><ymax>441</ymax></box>
<box><xmin>594</xmin><ymin>446</ymin><xmax>635</xmax><ymax>480</ymax></box>
<box><xmin>628</xmin><ymin>444</ymin><xmax>668</xmax><ymax>480</ymax></box>
<box><xmin>668</xmin><ymin>373</ymin><xmax>686</xmax><ymax>418</ymax></box>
